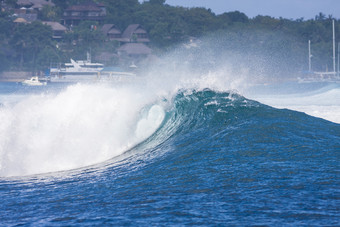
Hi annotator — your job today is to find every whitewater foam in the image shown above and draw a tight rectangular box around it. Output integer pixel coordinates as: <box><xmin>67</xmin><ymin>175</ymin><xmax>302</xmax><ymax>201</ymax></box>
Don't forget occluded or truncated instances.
<box><xmin>0</xmin><ymin>83</ymin><xmax>165</xmax><ymax>177</ymax></box>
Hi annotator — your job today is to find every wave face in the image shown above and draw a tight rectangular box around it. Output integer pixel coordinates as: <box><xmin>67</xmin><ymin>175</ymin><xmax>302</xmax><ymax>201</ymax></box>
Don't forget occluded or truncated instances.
<box><xmin>0</xmin><ymin>83</ymin><xmax>339</xmax><ymax>226</ymax></box>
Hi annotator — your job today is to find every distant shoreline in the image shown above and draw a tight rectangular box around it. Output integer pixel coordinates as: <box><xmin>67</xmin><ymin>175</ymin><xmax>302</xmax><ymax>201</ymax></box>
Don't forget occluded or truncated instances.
<box><xmin>0</xmin><ymin>71</ymin><xmax>32</xmax><ymax>82</ymax></box>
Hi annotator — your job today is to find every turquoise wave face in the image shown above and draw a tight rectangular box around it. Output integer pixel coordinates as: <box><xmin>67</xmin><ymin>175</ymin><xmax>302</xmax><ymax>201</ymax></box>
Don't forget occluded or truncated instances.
<box><xmin>160</xmin><ymin>89</ymin><xmax>339</xmax><ymax>153</ymax></box>
<box><xmin>113</xmin><ymin>89</ymin><xmax>339</xmax><ymax>225</ymax></box>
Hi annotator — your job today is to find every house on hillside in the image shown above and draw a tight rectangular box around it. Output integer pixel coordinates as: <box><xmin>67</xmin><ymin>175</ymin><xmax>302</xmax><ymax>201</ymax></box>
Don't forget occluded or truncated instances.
<box><xmin>102</xmin><ymin>24</ymin><xmax>150</xmax><ymax>44</ymax></box>
<box><xmin>16</xmin><ymin>0</ymin><xmax>55</xmax><ymax>10</ymax></box>
<box><xmin>101</xmin><ymin>24</ymin><xmax>152</xmax><ymax>66</ymax></box>
<box><xmin>42</xmin><ymin>21</ymin><xmax>67</xmax><ymax>39</ymax></box>
<box><xmin>13</xmin><ymin>17</ymin><xmax>29</xmax><ymax>23</ymax></box>
<box><xmin>101</xmin><ymin>24</ymin><xmax>122</xmax><ymax>41</ymax></box>
<box><xmin>13</xmin><ymin>7</ymin><xmax>37</xmax><ymax>23</ymax></box>
<box><xmin>11</xmin><ymin>0</ymin><xmax>54</xmax><ymax>23</ymax></box>
<box><xmin>121</xmin><ymin>24</ymin><xmax>150</xmax><ymax>43</ymax></box>
<box><xmin>62</xmin><ymin>2</ymin><xmax>106</xmax><ymax>26</ymax></box>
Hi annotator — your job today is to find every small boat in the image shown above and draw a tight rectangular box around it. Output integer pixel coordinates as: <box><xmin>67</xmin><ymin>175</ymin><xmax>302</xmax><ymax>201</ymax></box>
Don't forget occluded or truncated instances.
<box><xmin>22</xmin><ymin>76</ymin><xmax>47</xmax><ymax>86</ymax></box>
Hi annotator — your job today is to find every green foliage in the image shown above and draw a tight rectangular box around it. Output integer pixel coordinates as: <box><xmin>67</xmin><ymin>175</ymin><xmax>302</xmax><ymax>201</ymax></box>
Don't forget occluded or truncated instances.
<box><xmin>52</xmin><ymin>0</ymin><xmax>79</xmax><ymax>9</ymax></box>
<box><xmin>10</xmin><ymin>22</ymin><xmax>54</xmax><ymax>71</ymax></box>
<box><xmin>73</xmin><ymin>21</ymin><xmax>105</xmax><ymax>50</ymax></box>
<box><xmin>36</xmin><ymin>46</ymin><xmax>60</xmax><ymax>69</ymax></box>
<box><xmin>252</xmin><ymin>16</ymin><xmax>280</xmax><ymax>29</ymax></box>
<box><xmin>0</xmin><ymin>18</ymin><xmax>12</xmax><ymax>39</ymax></box>
<box><xmin>0</xmin><ymin>49</ymin><xmax>10</xmax><ymax>71</ymax></box>
<box><xmin>225</xmin><ymin>11</ymin><xmax>249</xmax><ymax>23</ymax></box>
<box><xmin>39</xmin><ymin>5</ymin><xmax>62</xmax><ymax>21</ymax></box>
<box><xmin>149</xmin><ymin>0</ymin><xmax>165</xmax><ymax>5</ymax></box>
<box><xmin>103</xmin><ymin>0</ymin><xmax>139</xmax><ymax>29</ymax></box>
<box><xmin>4</xmin><ymin>0</ymin><xmax>16</xmax><ymax>7</ymax></box>
<box><xmin>181</xmin><ymin>7</ymin><xmax>217</xmax><ymax>36</ymax></box>
<box><xmin>135</xmin><ymin>3</ymin><xmax>188</xmax><ymax>47</ymax></box>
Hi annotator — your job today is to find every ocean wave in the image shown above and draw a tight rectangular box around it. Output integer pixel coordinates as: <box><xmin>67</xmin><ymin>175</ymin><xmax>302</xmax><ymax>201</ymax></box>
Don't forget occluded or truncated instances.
<box><xmin>0</xmin><ymin>84</ymin><xmax>339</xmax><ymax>177</ymax></box>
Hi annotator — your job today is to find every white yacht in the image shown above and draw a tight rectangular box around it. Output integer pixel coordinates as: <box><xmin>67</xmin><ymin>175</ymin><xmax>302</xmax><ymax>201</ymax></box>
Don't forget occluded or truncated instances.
<box><xmin>49</xmin><ymin>52</ymin><xmax>104</xmax><ymax>82</ymax></box>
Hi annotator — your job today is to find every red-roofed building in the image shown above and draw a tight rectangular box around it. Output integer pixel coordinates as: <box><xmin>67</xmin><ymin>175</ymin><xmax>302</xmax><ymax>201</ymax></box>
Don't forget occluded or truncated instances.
<box><xmin>101</xmin><ymin>24</ymin><xmax>123</xmax><ymax>41</ymax></box>
<box><xmin>17</xmin><ymin>0</ymin><xmax>55</xmax><ymax>10</ymax></box>
<box><xmin>62</xmin><ymin>1</ymin><xmax>106</xmax><ymax>26</ymax></box>
<box><xmin>42</xmin><ymin>21</ymin><xmax>68</xmax><ymax>39</ymax></box>
<box><xmin>121</xmin><ymin>24</ymin><xmax>150</xmax><ymax>43</ymax></box>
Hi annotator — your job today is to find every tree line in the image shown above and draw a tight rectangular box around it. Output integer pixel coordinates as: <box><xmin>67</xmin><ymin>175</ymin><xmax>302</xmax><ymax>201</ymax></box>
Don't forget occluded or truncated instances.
<box><xmin>0</xmin><ymin>0</ymin><xmax>339</xmax><ymax>75</ymax></box>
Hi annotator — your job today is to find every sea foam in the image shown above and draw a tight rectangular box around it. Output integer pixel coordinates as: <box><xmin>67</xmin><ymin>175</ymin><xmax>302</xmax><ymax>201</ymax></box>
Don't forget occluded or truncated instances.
<box><xmin>0</xmin><ymin>83</ymin><xmax>165</xmax><ymax>177</ymax></box>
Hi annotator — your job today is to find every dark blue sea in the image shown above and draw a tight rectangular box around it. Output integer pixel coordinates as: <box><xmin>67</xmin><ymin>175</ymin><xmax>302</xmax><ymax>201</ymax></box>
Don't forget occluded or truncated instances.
<box><xmin>0</xmin><ymin>79</ymin><xmax>339</xmax><ymax>226</ymax></box>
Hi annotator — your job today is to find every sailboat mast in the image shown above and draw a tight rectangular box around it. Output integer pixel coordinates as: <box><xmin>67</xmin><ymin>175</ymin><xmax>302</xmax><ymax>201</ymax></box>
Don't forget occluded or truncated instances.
<box><xmin>333</xmin><ymin>20</ymin><xmax>336</xmax><ymax>73</ymax></box>
<box><xmin>338</xmin><ymin>43</ymin><xmax>340</xmax><ymax>77</ymax></box>
<box><xmin>308</xmin><ymin>40</ymin><xmax>312</xmax><ymax>72</ymax></box>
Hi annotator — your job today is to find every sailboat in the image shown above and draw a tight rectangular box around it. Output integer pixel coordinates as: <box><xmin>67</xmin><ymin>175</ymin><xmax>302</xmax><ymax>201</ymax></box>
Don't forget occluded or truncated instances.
<box><xmin>299</xmin><ymin>20</ymin><xmax>340</xmax><ymax>83</ymax></box>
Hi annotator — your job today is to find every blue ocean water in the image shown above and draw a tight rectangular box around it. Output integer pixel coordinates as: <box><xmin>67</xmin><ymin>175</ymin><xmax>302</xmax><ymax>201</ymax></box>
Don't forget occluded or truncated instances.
<box><xmin>0</xmin><ymin>81</ymin><xmax>339</xmax><ymax>226</ymax></box>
